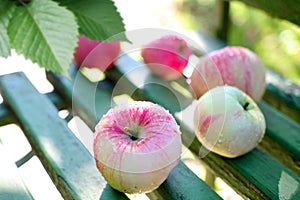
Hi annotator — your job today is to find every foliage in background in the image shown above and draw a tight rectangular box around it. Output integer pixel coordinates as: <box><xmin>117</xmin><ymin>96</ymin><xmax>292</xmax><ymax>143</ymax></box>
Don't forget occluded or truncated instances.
<box><xmin>174</xmin><ymin>0</ymin><xmax>216</xmax><ymax>32</ymax></box>
<box><xmin>0</xmin><ymin>0</ymin><xmax>126</xmax><ymax>76</ymax></box>
<box><xmin>175</xmin><ymin>0</ymin><xmax>300</xmax><ymax>84</ymax></box>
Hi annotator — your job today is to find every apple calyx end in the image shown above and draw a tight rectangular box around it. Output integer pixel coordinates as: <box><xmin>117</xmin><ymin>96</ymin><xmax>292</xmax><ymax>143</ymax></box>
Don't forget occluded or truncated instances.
<box><xmin>124</xmin><ymin>126</ymin><xmax>140</xmax><ymax>141</ymax></box>
<box><xmin>243</xmin><ymin>102</ymin><xmax>250</xmax><ymax>110</ymax></box>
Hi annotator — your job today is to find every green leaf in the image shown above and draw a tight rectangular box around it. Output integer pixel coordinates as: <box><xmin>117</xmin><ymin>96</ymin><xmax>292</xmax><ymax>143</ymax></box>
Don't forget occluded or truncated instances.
<box><xmin>0</xmin><ymin>22</ymin><xmax>10</xmax><ymax>57</ymax></box>
<box><xmin>7</xmin><ymin>0</ymin><xmax>78</xmax><ymax>75</ymax></box>
<box><xmin>0</xmin><ymin>1</ymin><xmax>15</xmax><ymax>57</ymax></box>
<box><xmin>55</xmin><ymin>0</ymin><xmax>127</xmax><ymax>41</ymax></box>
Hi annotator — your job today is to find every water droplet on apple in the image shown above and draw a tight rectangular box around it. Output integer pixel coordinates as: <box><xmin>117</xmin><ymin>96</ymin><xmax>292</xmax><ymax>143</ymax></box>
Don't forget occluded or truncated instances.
<box><xmin>97</xmin><ymin>141</ymin><xmax>103</xmax><ymax>147</ymax></box>
<box><xmin>226</xmin><ymin>149</ymin><xmax>231</xmax><ymax>154</ymax></box>
<box><xmin>237</xmin><ymin>124</ymin><xmax>242</xmax><ymax>130</ymax></box>
<box><xmin>112</xmin><ymin>144</ymin><xmax>119</xmax><ymax>153</ymax></box>
<box><xmin>118</xmin><ymin>141</ymin><xmax>123</xmax><ymax>146</ymax></box>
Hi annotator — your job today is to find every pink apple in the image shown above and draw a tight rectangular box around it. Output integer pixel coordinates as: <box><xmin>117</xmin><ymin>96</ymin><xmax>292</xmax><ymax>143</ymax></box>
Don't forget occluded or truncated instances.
<box><xmin>189</xmin><ymin>46</ymin><xmax>265</xmax><ymax>102</ymax></box>
<box><xmin>193</xmin><ymin>85</ymin><xmax>266</xmax><ymax>158</ymax></box>
<box><xmin>141</xmin><ymin>35</ymin><xmax>192</xmax><ymax>80</ymax></box>
<box><xmin>73</xmin><ymin>35</ymin><xmax>120</xmax><ymax>71</ymax></box>
<box><xmin>94</xmin><ymin>101</ymin><xmax>182</xmax><ymax>194</ymax></box>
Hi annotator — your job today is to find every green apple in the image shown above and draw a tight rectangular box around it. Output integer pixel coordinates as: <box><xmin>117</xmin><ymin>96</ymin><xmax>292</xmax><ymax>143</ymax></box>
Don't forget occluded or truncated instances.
<box><xmin>193</xmin><ymin>85</ymin><xmax>266</xmax><ymax>158</ymax></box>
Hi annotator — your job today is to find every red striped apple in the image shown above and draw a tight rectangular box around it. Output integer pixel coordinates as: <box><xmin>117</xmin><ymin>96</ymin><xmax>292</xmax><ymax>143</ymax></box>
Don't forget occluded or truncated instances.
<box><xmin>193</xmin><ymin>85</ymin><xmax>266</xmax><ymax>158</ymax></box>
<box><xmin>189</xmin><ymin>46</ymin><xmax>265</xmax><ymax>102</ymax></box>
<box><xmin>141</xmin><ymin>35</ymin><xmax>192</xmax><ymax>80</ymax></box>
<box><xmin>74</xmin><ymin>35</ymin><xmax>120</xmax><ymax>71</ymax></box>
<box><xmin>94</xmin><ymin>101</ymin><xmax>182</xmax><ymax>194</ymax></box>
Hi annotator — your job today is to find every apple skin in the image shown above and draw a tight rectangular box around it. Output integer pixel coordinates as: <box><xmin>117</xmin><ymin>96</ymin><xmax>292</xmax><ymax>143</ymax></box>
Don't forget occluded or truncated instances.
<box><xmin>193</xmin><ymin>85</ymin><xmax>266</xmax><ymax>158</ymax></box>
<box><xmin>94</xmin><ymin>101</ymin><xmax>182</xmax><ymax>194</ymax></box>
<box><xmin>73</xmin><ymin>35</ymin><xmax>120</xmax><ymax>71</ymax></box>
<box><xmin>141</xmin><ymin>35</ymin><xmax>192</xmax><ymax>81</ymax></box>
<box><xmin>189</xmin><ymin>46</ymin><xmax>265</xmax><ymax>102</ymax></box>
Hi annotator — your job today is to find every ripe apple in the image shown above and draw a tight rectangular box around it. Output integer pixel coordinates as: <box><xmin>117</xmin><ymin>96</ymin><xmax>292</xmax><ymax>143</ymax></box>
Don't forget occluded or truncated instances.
<box><xmin>189</xmin><ymin>46</ymin><xmax>265</xmax><ymax>102</ymax></box>
<box><xmin>94</xmin><ymin>101</ymin><xmax>182</xmax><ymax>194</ymax></box>
<box><xmin>73</xmin><ymin>35</ymin><xmax>120</xmax><ymax>71</ymax></box>
<box><xmin>141</xmin><ymin>35</ymin><xmax>192</xmax><ymax>80</ymax></box>
<box><xmin>193</xmin><ymin>85</ymin><xmax>266</xmax><ymax>158</ymax></box>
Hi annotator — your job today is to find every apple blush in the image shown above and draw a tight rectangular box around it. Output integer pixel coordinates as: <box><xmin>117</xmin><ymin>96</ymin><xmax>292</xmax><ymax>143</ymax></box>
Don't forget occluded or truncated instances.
<box><xmin>193</xmin><ymin>85</ymin><xmax>266</xmax><ymax>158</ymax></box>
<box><xmin>73</xmin><ymin>35</ymin><xmax>120</xmax><ymax>71</ymax></box>
<box><xmin>189</xmin><ymin>46</ymin><xmax>265</xmax><ymax>102</ymax></box>
<box><xmin>94</xmin><ymin>101</ymin><xmax>182</xmax><ymax>194</ymax></box>
<box><xmin>141</xmin><ymin>35</ymin><xmax>192</xmax><ymax>81</ymax></box>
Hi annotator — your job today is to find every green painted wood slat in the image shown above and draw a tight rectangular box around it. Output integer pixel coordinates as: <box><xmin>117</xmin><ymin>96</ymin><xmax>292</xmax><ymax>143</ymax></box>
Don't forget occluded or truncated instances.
<box><xmin>0</xmin><ymin>72</ymin><xmax>128</xmax><ymax>200</ymax></box>
<box><xmin>0</xmin><ymin>91</ymin><xmax>67</xmax><ymax>127</ymax></box>
<box><xmin>258</xmin><ymin>101</ymin><xmax>300</xmax><ymax>160</ymax></box>
<box><xmin>0</xmin><ymin>143</ymin><xmax>33</xmax><ymax>200</ymax></box>
<box><xmin>0</xmin><ymin>103</ymin><xmax>15</xmax><ymax>126</ymax></box>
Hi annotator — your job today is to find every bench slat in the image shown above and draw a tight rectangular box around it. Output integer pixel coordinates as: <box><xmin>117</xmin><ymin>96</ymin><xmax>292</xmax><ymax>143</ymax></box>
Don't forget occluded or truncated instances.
<box><xmin>47</xmin><ymin>70</ymin><xmax>222</xmax><ymax>199</ymax></box>
<box><xmin>0</xmin><ymin>72</ymin><xmax>128</xmax><ymax>200</ymax></box>
<box><xmin>0</xmin><ymin>91</ymin><xmax>66</xmax><ymax>127</ymax></box>
<box><xmin>0</xmin><ymin>143</ymin><xmax>33</xmax><ymax>200</ymax></box>
<box><xmin>259</xmin><ymin>101</ymin><xmax>300</xmax><ymax>160</ymax></box>
<box><xmin>0</xmin><ymin>103</ymin><xmax>15</xmax><ymax>126</ymax></box>
<box><xmin>148</xmin><ymin>161</ymin><xmax>222</xmax><ymax>199</ymax></box>
<box><xmin>224</xmin><ymin>148</ymin><xmax>300</xmax><ymax>199</ymax></box>
<box><xmin>264</xmin><ymin>70</ymin><xmax>300</xmax><ymax>123</ymax></box>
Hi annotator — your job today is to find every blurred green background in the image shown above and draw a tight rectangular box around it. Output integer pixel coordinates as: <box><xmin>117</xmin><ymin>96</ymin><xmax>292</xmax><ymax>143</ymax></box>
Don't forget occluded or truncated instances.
<box><xmin>174</xmin><ymin>0</ymin><xmax>300</xmax><ymax>85</ymax></box>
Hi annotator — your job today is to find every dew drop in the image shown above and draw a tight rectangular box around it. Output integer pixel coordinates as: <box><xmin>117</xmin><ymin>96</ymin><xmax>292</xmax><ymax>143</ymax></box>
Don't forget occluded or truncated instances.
<box><xmin>227</xmin><ymin>146</ymin><xmax>233</xmax><ymax>154</ymax></box>
<box><xmin>118</xmin><ymin>141</ymin><xmax>123</xmax><ymax>146</ymax></box>
<box><xmin>112</xmin><ymin>144</ymin><xmax>118</xmax><ymax>153</ymax></box>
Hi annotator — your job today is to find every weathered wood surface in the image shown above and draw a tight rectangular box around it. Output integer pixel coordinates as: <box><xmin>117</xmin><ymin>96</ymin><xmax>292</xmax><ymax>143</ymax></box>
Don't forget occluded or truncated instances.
<box><xmin>0</xmin><ymin>143</ymin><xmax>33</xmax><ymax>200</ymax></box>
<box><xmin>0</xmin><ymin>72</ymin><xmax>129</xmax><ymax>200</ymax></box>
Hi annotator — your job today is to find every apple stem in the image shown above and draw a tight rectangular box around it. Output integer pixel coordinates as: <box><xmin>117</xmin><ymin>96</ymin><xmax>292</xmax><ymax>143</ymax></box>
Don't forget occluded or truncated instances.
<box><xmin>124</xmin><ymin>127</ymin><xmax>139</xmax><ymax>141</ymax></box>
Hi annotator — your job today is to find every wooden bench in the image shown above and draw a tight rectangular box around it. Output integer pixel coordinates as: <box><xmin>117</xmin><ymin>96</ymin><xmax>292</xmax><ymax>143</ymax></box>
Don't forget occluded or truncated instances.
<box><xmin>0</xmin><ymin>0</ymin><xmax>299</xmax><ymax>199</ymax></box>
